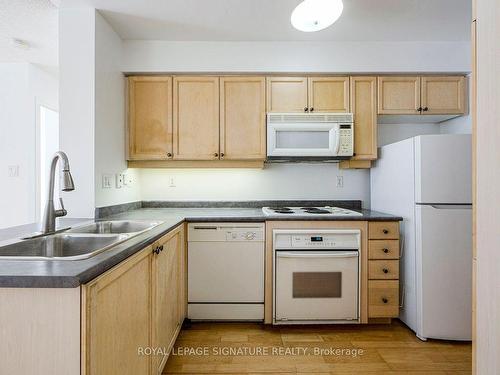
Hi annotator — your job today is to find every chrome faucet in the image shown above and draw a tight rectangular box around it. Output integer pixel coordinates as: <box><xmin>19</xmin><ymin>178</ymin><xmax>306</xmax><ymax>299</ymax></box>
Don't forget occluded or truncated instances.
<box><xmin>41</xmin><ymin>151</ymin><xmax>75</xmax><ymax>234</ymax></box>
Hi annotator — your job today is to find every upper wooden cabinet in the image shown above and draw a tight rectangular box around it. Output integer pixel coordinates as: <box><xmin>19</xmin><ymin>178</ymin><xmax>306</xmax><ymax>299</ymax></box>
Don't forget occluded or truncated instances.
<box><xmin>309</xmin><ymin>77</ymin><xmax>350</xmax><ymax>112</ymax></box>
<box><xmin>421</xmin><ymin>76</ymin><xmax>466</xmax><ymax>114</ymax></box>
<box><xmin>377</xmin><ymin>76</ymin><xmax>421</xmax><ymax>115</ymax></box>
<box><xmin>220</xmin><ymin>77</ymin><xmax>266</xmax><ymax>160</ymax></box>
<box><xmin>173</xmin><ymin>76</ymin><xmax>220</xmax><ymax>160</ymax></box>
<box><xmin>128</xmin><ymin>76</ymin><xmax>173</xmax><ymax>160</ymax></box>
<box><xmin>378</xmin><ymin>75</ymin><xmax>466</xmax><ymax>115</ymax></box>
<box><xmin>266</xmin><ymin>77</ymin><xmax>308</xmax><ymax>112</ymax></box>
<box><xmin>267</xmin><ymin>76</ymin><xmax>349</xmax><ymax>113</ymax></box>
<box><xmin>350</xmin><ymin>76</ymin><xmax>377</xmax><ymax>161</ymax></box>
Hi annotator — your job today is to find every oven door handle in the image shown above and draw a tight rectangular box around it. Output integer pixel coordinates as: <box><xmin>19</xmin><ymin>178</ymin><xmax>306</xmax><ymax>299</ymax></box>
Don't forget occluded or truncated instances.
<box><xmin>276</xmin><ymin>251</ymin><xmax>358</xmax><ymax>259</ymax></box>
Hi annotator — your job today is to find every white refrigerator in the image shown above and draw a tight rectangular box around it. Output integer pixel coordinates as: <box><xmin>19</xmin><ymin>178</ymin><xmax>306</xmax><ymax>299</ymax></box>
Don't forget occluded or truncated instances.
<box><xmin>371</xmin><ymin>134</ymin><xmax>472</xmax><ymax>341</ymax></box>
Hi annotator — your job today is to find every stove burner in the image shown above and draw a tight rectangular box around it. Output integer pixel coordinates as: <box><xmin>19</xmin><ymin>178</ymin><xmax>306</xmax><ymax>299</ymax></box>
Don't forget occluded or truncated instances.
<box><xmin>302</xmin><ymin>208</ymin><xmax>331</xmax><ymax>214</ymax></box>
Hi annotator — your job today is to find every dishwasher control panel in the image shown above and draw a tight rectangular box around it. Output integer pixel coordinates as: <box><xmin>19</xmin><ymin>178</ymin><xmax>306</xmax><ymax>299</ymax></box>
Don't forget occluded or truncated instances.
<box><xmin>188</xmin><ymin>223</ymin><xmax>265</xmax><ymax>242</ymax></box>
<box><xmin>225</xmin><ymin>230</ymin><xmax>263</xmax><ymax>241</ymax></box>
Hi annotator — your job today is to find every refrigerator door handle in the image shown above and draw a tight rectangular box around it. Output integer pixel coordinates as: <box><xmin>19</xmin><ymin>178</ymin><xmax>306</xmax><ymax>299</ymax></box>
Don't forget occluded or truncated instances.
<box><xmin>430</xmin><ymin>204</ymin><xmax>472</xmax><ymax>210</ymax></box>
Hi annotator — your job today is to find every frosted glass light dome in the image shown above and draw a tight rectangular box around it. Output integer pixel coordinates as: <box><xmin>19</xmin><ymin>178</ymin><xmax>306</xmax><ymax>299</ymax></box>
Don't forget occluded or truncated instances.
<box><xmin>291</xmin><ymin>0</ymin><xmax>344</xmax><ymax>32</ymax></box>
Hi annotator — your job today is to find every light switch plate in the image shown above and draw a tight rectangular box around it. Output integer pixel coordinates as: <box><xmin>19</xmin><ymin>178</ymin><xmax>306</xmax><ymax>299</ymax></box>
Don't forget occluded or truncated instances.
<box><xmin>8</xmin><ymin>165</ymin><xmax>19</xmax><ymax>177</ymax></box>
<box><xmin>102</xmin><ymin>174</ymin><xmax>112</xmax><ymax>189</ymax></box>
<box><xmin>336</xmin><ymin>176</ymin><xmax>344</xmax><ymax>188</ymax></box>
<box><xmin>123</xmin><ymin>174</ymin><xmax>133</xmax><ymax>186</ymax></box>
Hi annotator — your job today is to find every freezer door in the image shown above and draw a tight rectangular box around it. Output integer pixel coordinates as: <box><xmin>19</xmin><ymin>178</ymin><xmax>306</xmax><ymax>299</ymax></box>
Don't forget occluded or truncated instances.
<box><xmin>414</xmin><ymin>135</ymin><xmax>472</xmax><ymax>204</ymax></box>
<box><xmin>415</xmin><ymin>204</ymin><xmax>472</xmax><ymax>340</ymax></box>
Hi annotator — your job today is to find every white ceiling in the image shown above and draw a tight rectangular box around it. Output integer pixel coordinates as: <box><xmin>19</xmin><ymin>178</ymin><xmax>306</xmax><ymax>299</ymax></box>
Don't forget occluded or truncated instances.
<box><xmin>0</xmin><ymin>0</ymin><xmax>58</xmax><ymax>69</ymax></box>
<box><xmin>66</xmin><ymin>0</ymin><xmax>471</xmax><ymax>42</ymax></box>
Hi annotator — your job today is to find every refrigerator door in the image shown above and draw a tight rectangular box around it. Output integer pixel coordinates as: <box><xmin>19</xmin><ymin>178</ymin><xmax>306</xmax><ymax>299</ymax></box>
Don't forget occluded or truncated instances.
<box><xmin>414</xmin><ymin>135</ymin><xmax>472</xmax><ymax>204</ymax></box>
<box><xmin>415</xmin><ymin>204</ymin><xmax>472</xmax><ymax>340</ymax></box>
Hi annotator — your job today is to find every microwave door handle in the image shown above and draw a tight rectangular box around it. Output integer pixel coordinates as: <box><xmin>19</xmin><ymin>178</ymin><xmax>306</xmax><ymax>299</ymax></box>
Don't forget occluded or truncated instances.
<box><xmin>331</xmin><ymin>128</ymin><xmax>340</xmax><ymax>154</ymax></box>
<box><xmin>276</xmin><ymin>251</ymin><xmax>358</xmax><ymax>258</ymax></box>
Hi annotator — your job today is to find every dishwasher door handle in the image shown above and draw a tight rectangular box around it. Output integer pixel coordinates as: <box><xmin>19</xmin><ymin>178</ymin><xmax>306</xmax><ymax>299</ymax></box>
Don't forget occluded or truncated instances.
<box><xmin>276</xmin><ymin>251</ymin><xmax>358</xmax><ymax>259</ymax></box>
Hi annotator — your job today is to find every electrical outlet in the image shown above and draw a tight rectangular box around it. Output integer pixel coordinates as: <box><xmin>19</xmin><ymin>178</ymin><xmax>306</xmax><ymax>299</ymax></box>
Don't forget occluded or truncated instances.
<box><xmin>102</xmin><ymin>174</ymin><xmax>112</xmax><ymax>189</ymax></box>
<box><xmin>115</xmin><ymin>174</ymin><xmax>123</xmax><ymax>189</ymax></box>
<box><xmin>8</xmin><ymin>165</ymin><xmax>19</xmax><ymax>177</ymax></box>
<box><xmin>123</xmin><ymin>174</ymin><xmax>133</xmax><ymax>186</ymax></box>
<box><xmin>169</xmin><ymin>177</ymin><xmax>176</xmax><ymax>187</ymax></box>
<box><xmin>336</xmin><ymin>176</ymin><xmax>344</xmax><ymax>188</ymax></box>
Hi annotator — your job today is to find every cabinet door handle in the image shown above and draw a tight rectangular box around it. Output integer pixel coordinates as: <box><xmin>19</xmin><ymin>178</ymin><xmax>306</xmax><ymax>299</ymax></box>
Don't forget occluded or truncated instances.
<box><xmin>383</xmin><ymin>248</ymin><xmax>389</xmax><ymax>253</ymax></box>
<box><xmin>382</xmin><ymin>268</ymin><xmax>389</xmax><ymax>274</ymax></box>
<box><xmin>159</xmin><ymin>245</ymin><xmax>164</xmax><ymax>252</ymax></box>
<box><xmin>382</xmin><ymin>297</ymin><xmax>388</xmax><ymax>304</ymax></box>
<box><xmin>220</xmin><ymin>152</ymin><xmax>224</xmax><ymax>158</ymax></box>
<box><xmin>214</xmin><ymin>152</ymin><xmax>219</xmax><ymax>157</ymax></box>
<box><xmin>304</xmin><ymin>107</ymin><xmax>309</xmax><ymax>112</ymax></box>
<box><xmin>382</xmin><ymin>229</ymin><xmax>389</xmax><ymax>234</ymax></box>
<box><xmin>423</xmin><ymin>107</ymin><xmax>429</xmax><ymax>112</ymax></box>
<box><xmin>167</xmin><ymin>152</ymin><xmax>172</xmax><ymax>158</ymax></box>
<box><xmin>310</xmin><ymin>107</ymin><xmax>314</xmax><ymax>112</ymax></box>
<box><xmin>153</xmin><ymin>246</ymin><xmax>160</xmax><ymax>255</ymax></box>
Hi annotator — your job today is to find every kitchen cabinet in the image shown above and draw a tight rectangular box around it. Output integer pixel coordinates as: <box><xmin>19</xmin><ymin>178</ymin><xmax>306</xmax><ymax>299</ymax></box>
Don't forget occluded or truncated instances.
<box><xmin>173</xmin><ymin>76</ymin><xmax>220</xmax><ymax>160</ymax></box>
<box><xmin>82</xmin><ymin>246</ymin><xmax>153</xmax><ymax>375</ymax></box>
<box><xmin>377</xmin><ymin>76</ymin><xmax>421</xmax><ymax>115</ymax></box>
<box><xmin>152</xmin><ymin>226</ymin><xmax>185</xmax><ymax>375</ymax></box>
<box><xmin>308</xmin><ymin>77</ymin><xmax>350</xmax><ymax>112</ymax></box>
<box><xmin>349</xmin><ymin>76</ymin><xmax>378</xmax><ymax>160</ymax></box>
<box><xmin>267</xmin><ymin>76</ymin><xmax>349</xmax><ymax>112</ymax></box>
<box><xmin>128</xmin><ymin>76</ymin><xmax>173</xmax><ymax>160</ymax></box>
<box><xmin>378</xmin><ymin>75</ymin><xmax>466</xmax><ymax>115</ymax></box>
<box><xmin>367</xmin><ymin>222</ymin><xmax>400</xmax><ymax>319</ymax></box>
<box><xmin>421</xmin><ymin>76</ymin><xmax>466</xmax><ymax>115</ymax></box>
<box><xmin>82</xmin><ymin>225</ymin><xmax>186</xmax><ymax>375</ymax></box>
<box><xmin>220</xmin><ymin>77</ymin><xmax>266</xmax><ymax>160</ymax></box>
<box><xmin>266</xmin><ymin>77</ymin><xmax>308</xmax><ymax>112</ymax></box>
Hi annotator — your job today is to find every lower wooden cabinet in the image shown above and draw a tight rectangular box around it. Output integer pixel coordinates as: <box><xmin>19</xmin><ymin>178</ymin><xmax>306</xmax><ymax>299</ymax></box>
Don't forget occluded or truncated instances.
<box><xmin>82</xmin><ymin>225</ymin><xmax>186</xmax><ymax>375</ymax></box>
<box><xmin>368</xmin><ymin>280</ymin><xmax>400</xmax><ymax>317</ymax></box>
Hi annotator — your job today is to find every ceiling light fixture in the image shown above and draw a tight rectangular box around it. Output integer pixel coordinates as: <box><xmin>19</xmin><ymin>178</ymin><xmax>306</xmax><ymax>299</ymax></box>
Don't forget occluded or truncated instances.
<box><xmin>291</xmin><ymin>0</ymin><xmax>344</xmax><ymax>32</ymax></box>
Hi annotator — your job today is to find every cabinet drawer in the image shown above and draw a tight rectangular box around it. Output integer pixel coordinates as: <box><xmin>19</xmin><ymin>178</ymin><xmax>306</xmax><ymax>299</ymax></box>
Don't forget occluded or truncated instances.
<box><xmin>369</xmin><ymin>222</ymin><xmax>399</xmax><ymax>239</ymax></box>
<box><xmin>369</xmin><ymin>260</ymin><xmax>399</xmax><ymax>280</ymax></box>
<box><xmin>368</xmin><ymin>280</ymin><xmax>399</xmax><ymax>318</ymax></box>
<box><xmin>369</xmin><ymin>240</ymin><xmax>400</xmax><ymax>259</ymax></box>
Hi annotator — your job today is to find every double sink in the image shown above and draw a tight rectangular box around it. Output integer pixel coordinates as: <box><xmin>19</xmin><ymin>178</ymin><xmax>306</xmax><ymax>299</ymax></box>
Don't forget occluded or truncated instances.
<box><xmin>0</xmin><ymin>220</ymin><xmax>163</xmax><ymax>261</ymax></box>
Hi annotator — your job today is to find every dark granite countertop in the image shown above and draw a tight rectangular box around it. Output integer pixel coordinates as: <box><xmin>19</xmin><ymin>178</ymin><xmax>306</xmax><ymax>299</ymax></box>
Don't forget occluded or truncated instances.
<box><xmin>0</xmin><ymin>203</ymin><xmax>402</xmax><ymax>288</ymax></box>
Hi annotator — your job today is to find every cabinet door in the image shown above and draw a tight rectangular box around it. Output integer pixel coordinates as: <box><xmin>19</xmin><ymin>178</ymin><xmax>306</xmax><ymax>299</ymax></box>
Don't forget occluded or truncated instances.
<box><xmin>308</xmin><ymin>77</ymin><xmax>349</xmax><ymax>112</ymax></box>
<box><xmin>128</xmin><ymin>76</ymin><xmax>173</xmax><ymax>160</ymax></box>
<box><xmin>152</xmin><ymin>227</ymin><xmax>183</xmax><ymax>375</ymax></box>
<box><xmin>173</xmin><ymin>76</ymin><xmax>220</xmax><ymax>160</ymax></box>
<box><xmin>377</xmin><ymin>76</ymin><xmax>421</xmax><ymax>114</ymax></box>
<box><xmin>266</xmin><ymin>77</ymin><xmax>308</xmax><ymax>112</ymax></box>
<box><xmin>220</xmin><ymin>77</ymin><xmax>266</xmax><ymax>160</ymax></box>
<box><xmin>350</xmin><ymin>76</ymin><xmax>377</xmax><ymax>160</ymax></box>
<box><xmin>421</xmin><ymin>76</ymin><xmax>466</xmax><ymax>115</ymax></box>
<box><xmin>82</xmin><ymin>247</ymin><xmax>153</xmax><ymax>375</ymax></box>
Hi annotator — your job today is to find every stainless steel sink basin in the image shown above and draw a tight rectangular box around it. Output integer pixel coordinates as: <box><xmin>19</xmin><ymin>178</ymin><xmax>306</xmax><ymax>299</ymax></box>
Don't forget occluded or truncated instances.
<box><xmin>0</xmin><ymin>233</ymin><xmax>129</xmax><ymax>260</ymax></box>
<box><xmin>68</xmin><ymin>220</ymin><xmax>162</xmax><ymax>234</ymax></box>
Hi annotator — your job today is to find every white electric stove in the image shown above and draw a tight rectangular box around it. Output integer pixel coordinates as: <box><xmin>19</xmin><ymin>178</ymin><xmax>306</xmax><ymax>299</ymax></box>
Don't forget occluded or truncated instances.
<box><xmin>262</xmin><ymin>206</ymin><xmax>363</xmax><ymax>217</ymax></box>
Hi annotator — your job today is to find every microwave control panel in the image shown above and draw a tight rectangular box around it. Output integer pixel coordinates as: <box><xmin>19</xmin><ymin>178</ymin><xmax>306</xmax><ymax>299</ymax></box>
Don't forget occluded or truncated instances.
<box><xmin>338</xmin><ymin>123</ymin><xmax>354</xmax><ymax>156</ymax></box>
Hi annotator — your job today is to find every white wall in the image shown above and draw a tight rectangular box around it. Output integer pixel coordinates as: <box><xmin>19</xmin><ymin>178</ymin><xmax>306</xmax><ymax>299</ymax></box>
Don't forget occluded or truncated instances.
<box><xmin>59</xmin><ymin>7</ymin><xmax>96</xmax><ymax>218</ymax></box>
<box><xmin>378</xmin><ymin>123</ymin><xmax>441</xmax><ymax>146</ymax></box>
<box><xmin>139</xmin><ymin>164</ymin><xmax>370</xmax><ymax>207</ymax></box>
<box><xmin>94</xmin><ymin>12</ymin><xmax>140</xmax><ymax>208</ymax></box>
<box><xmin>122</xmin><ymin>41</ymin><xmax>471</xmax><ymax>73</ymax></box>
<box><xmin>0</xmin><ymin>63</ymin><xmax>58</xmax><ymax>229</ymax></box>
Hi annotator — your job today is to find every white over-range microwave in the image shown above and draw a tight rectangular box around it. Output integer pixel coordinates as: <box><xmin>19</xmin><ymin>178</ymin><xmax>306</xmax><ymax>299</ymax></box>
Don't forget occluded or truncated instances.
<box><xmin>266</xmin><ymin>112</ymin><xmax>354</xmax><ymax>160</ymax></box>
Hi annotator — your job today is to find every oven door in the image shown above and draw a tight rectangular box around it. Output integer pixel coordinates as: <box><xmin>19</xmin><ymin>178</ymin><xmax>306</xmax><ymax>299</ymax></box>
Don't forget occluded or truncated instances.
<box><xmin>267</xmin><ymin>122</ymin><xmax>340</xmax><ymax>157</ymax></box>
<box><xmin>274</xmin><ymin>250</ymin><xmax>359</xmax><ymax>323</ymax></box>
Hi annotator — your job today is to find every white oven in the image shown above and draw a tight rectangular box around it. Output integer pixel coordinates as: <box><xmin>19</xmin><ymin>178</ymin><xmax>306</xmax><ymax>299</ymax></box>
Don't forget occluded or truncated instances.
<box><xmin>273</xmin><ymin>229</ymin><xmax>360</xmax><ymax>324</ymax></box>
<box><xmin>266</xmin><ymin>113</ymin><xmax>354</xmax><ymax>160</ymax></box>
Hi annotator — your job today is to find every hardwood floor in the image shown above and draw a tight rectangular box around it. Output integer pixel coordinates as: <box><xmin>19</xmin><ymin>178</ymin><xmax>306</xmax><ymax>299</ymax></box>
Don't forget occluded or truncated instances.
<box><xmin>163</xmin><ymin>320</ymin><xmax>471</xmax><ymax>374</ymax></box>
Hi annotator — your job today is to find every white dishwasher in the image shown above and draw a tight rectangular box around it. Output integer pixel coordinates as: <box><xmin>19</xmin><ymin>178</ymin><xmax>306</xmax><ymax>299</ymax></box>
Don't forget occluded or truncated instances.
<box><xmin>187</xmin><ymin>222</ymin><xmax>265</xmax><ymax>321</ymax></box>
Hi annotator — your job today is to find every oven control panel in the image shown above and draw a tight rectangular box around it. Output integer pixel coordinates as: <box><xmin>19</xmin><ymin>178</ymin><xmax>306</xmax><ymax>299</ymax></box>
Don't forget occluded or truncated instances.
<box><xmin>274</xmin><ymin>230</ymin><xmax>360</xmax><ymax>249</ymax></box>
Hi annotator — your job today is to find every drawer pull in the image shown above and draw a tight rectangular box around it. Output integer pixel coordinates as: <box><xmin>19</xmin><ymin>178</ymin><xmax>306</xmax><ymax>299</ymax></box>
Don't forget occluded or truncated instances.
<box><xmin>383</xmin><ymin>229</ymin><xmax>389</xmax><ymax>234</ymax></box>
<box><xmin>382</xmin><ymin>297</ymin><xmax>388</xmax><ymax>304</ymax></box>
<box><xmin>383</xmin><ymin>248</ymin><xmax>389</xmax><ymax>253</ymax></box>
<box><xmin>382</xmin><ymin>268</ymin><xmax>389</xmax><ymax>274</ymax></box>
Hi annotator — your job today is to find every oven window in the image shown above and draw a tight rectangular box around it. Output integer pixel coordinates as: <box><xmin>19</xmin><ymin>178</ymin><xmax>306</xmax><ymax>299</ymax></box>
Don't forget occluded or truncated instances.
<box><xmin>276</xmin><ymin>131</ymin><xmax>330</xmax><ymax>149</ymax></box>
<box><xmin>292</xmin><ymin>272</ymin><xmax>342</xmax><ymax>298</ymax></box>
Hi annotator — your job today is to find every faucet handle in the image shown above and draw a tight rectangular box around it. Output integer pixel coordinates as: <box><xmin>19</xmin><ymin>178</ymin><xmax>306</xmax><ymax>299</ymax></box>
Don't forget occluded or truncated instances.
<box><xmin>58</xmin><ymin>197</ymin><xmax>68</xmax><ymax>216</ymax></box>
